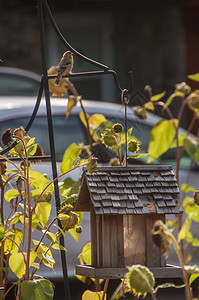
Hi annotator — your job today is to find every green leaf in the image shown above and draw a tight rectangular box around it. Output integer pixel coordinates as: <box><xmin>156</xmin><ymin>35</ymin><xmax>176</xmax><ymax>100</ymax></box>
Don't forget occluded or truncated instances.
<box><xmin>60</xmin><ymin>143</ymin><xmax>82</xmax><ymax>174</ymax></box>
<box><xmin>27</xmin><ymin>144</ymin><xmax>37</xmax><ymax>156</ymax></box>
<box><xmin>51</xmin><ymin>243</ymin><xmax>67</xmax><ymax>251</ymax></box>
<box><xmin>35</xmin><ymin>202</ymin><xmax>51</xmax><ymax>227</ymax></box>
<box><xmin>170</xmin><ymin>133</ymin><xmax>186</xmax><ymax>148</ymax></box>
<box><xmin>181</xmin><ymin>184</ymin><xmax>196</xmax><ymax>193</ymax></box>
<box><xmin>188</xmin><ymin>73</ymin><xmax>199</xmax><ymax>82</ymax></box>
<box><xmin>31</xmin><ymin>214</ymin><xmax>40</xmax><ymax>231</ymax></box>
<box><xmin>184</xmin><ymin>136</ymin><xmax>199</xmax><ymax>164</ymax></box>
<box><xmin>9</xmin><ymin>252</ymin><xmax>37</xmax><ymax>279</ymax></box>
<box><xmin>144</xmin><ymin>101</ymin><xmax>155</xmax><ymax>111</ymax></box>
<box><xmin>150</xmin><ymin>91</ymin><xmax>166</xmax><ymax>102</ymax></box>
<box><xmin>68</xmin><ymin>228</ymin><xmax>79</xmax><ymax>242</ymax></box>
<box><xmin>29</xmin><ymin>171</ymin><xmax>53</xmax><ymax>192</ymax></box>
<box><xmin>57</xmin><ymin>213</ymin><xmax>70</xmax><ymax>221</ymax></box>
<box><xmin>178</xmin><ymin>215</ymin><xmax>193</xmax><ymax>242</ymax></box>
<box><xmin>82</xmin><ymin>290</ymin><xmax>105</xmax><ymax>300</ymax></box>
<box><xmin>9</xmin><ymin>253</ymin><xmax>25</xmax><ymax>279</ymax></box>
<box><xmin>45</xmin><ymin>231</ymin><xmax>57</xmax><ymax>242</ymax></box>
<box><xmin>148</xmin><ymin>119</ymin><xmax>178</xmax><ymax>163</ymax></box>
<box><xmin>190</xmin><ymin>274</ymin><xmax>199</xmax><ymax>285</ymax></box>
<box><xmin>4</xmin><ymin>189</ymin><xmax>20</xmax><ymax>203</ymax></box>
<box><xmin>183</xmin><ymin>197</ymin><xmax>199</xmax><ymax>222</ymax></box>
<box><xmin>26</xmin><ymin>137</ymin><xmax>35</xmax><ymax>147</ymax></box>
<box><xmin>0</xmin><ymin>225</ymin><xmax>5</xmax><ymax>242</ymax></box>
<box><xmin>21</xmin><ymin>278</ymin><xmax>54</xmax><ymax>300</ymax></box>
<box><xmin>33</xmin><ymin>241</ymin><xmax>55</xmax><ymax>269</ymax></box>
<box><xmin>164</xmin><ymin>91</ymin><xmax>184</xmax><ymax>109</ymax></box>
<box><xmin>128</xmin><ymin>153</ymin><xmax>149</xmax><ymax>159</ymax></box>
<box><xmin>4</xmin><ymin>229</ymin><xmax>23</xmax><ymax>254</ymax></box>
<box><xmin>79</xmin><ymin>242</ymin><xmax>91</xmax><ymax>265</ymax></box>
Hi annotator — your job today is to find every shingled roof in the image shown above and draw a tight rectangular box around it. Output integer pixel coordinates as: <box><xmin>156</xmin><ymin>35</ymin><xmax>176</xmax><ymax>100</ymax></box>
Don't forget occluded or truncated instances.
<box><xmin>75</xmin><ymin>166</ymin><xmax>182</xmax><ymax>215</ymax></box>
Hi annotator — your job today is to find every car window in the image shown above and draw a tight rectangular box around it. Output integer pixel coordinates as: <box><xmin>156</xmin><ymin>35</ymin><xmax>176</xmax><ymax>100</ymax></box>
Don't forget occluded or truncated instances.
<box><xmin>0</xmin><ymin>115</ymin><xmax>87</xmax><ymax>160</ymax></box>
<box><xmin>0</xmin><ymin>75</ymin><xmax>40</xmax><ymax>96</ymax></box>
<box><xmin>0</xmin><ymin>112</ymin><xmax>193</xmax><ymax>168</ymax></box>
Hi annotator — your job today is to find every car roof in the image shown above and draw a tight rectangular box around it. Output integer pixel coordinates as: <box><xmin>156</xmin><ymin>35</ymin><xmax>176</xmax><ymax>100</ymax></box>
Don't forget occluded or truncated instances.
<box><xmin>0</xmin><ymin>67</ymin><xmax>41</xmax><ymax>83</ymax></box>
<box><xmin>0</xmin><ymin>96</ymin><xmax>161</xmax><ymax>126</ymax></box>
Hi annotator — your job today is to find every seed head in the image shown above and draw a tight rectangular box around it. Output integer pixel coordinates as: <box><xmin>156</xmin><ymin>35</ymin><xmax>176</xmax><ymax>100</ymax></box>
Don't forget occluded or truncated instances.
<box><xmin>2</xmin><ymin>128</ymin><xmax>13</xmax><ymax>146</ymax></box>
<box><xmin>113</xmin><ymin>123</ymin><xmax>123</xmax><ymax>133</ymax></box>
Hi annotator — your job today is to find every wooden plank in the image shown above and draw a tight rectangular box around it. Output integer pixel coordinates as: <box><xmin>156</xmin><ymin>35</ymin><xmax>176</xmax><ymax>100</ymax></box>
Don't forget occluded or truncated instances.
<box><xmin>102</xmin><ymin>215</ymin><xmax>111</xmax><ymax>267</ymax></box>
<box><xmin>91</xmin><ymin>205</ymin><xmax>97</xmax><ymax>267</ymax></box>
<box><xmin>124</xmin><ymin>215</ymin><xmax>146</xmax><ymax>266</ymax></box>
<box><xmin>96</xmin><ymin>215</ymin><xmax>102</xmax><ymax>267</ymax></box>
<box><xmin>146</xmin><ymin>214</ymin><xmax>166</xmax><ymax>267</ymax></box>
<box><xmin>110</xmin><ymin>215</ymin><xmax>118</xmax><ymax>267</ymax></box>
<box><xmin>75</xmin><ymin>264</ymin><xmax>183</xmax><ymax>279</ymax></box>
<box><xmin>117</xmin><ymin>215</ymin><xmax>124</xmax><ymax>267</ymax></box>
<box><xmin>159</xmin><ymin>215</ymin><xmax>167</xmax><ymax>267</ymax></box>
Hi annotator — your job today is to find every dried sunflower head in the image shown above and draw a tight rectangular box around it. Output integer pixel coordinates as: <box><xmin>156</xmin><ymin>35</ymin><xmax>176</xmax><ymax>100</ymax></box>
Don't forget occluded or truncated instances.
<box><xmin>151</xmin><ymin>220</ymin><xmax>171</xmax><ymax>259</ymax></box>
<box><xmin>113</xmin><ymin>123</ymin><xmax>123</xmax><ymax>133</ymax></box>
<box><xmin>2</xmin><ymin>128</ymin><xmax>13</xmax><ymax>146</ymax></box>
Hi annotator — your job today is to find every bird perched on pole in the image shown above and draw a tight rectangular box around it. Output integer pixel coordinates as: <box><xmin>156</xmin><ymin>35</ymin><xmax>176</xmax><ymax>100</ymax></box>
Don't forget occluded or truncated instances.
<box><xmin>55</xmin><ymin>51</ymin><xmax>73</xmax><ymax>85</ymax></box>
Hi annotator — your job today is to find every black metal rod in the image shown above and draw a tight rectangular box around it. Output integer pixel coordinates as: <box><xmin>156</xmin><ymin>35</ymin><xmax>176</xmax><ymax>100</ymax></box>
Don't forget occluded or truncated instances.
<box><xmin>0</xmin><ymin>77</ymin><xmax>44</xmax><ymax>156</ymax></box>
<box><xmin>25</xmin><ymin>76</ymin><xmax>44</xmax><ymax>132</ymax></box>
<box><xmin>48</xmin><ymin>69</ymin><xmax>123</xmax><ymax>93</ymax></box>
<box><xmin>125</xmin><ymin>103</ymin><xmax>128</xmax><ymax>167</ymax></box>
<box><xmin>37</xmin><ymin>1</ymin><xmax>71</xmax><ymax>299</ymax></box>
<box><xmin>0</xmin><ymin>155</ymin><xmax>51</xmax><ymax>162</ymax></box>
<box><xmin>42</xmin><ymin>0</ymin><xmax>108</xmax><ymax>71</ymax></box>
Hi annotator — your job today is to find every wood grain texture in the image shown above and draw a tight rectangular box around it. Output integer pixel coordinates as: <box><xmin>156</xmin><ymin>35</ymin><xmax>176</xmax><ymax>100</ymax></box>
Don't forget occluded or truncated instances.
<box><xmin>146</xmin><ymin>214</ymin><xmax>166</xmax><ymax>267</ymax></box>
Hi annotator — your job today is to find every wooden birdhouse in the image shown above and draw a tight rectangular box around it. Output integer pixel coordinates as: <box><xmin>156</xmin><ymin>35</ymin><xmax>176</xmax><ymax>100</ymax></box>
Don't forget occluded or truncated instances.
<box><xmin>75</xmin><ymin>165</ymin><xmax>183</xmax><ymax>279</ymax></box>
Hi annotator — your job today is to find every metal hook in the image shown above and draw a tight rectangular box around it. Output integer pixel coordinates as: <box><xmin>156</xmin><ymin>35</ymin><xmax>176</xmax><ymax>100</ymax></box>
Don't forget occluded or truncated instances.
<box><xmin>121</xmin><ymin>89</ymin><xmax>130</xmax><ymax>105</ymax></box>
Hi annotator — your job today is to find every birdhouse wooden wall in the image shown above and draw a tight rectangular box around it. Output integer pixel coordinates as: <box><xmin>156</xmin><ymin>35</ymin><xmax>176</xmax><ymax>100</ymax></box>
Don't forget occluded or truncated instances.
<box><xmin>91</xmin><ymin>205</ymin><xmax>124</xmax><ymax>268</ymax></box>
<box><xmin>123</xmin><ymin>214</ymin><xmax>166</xmax><ymax>268</ymax></box>
<box><xmin>75</xmin><ymin>166</ymin><xmax>182</xmax><ymax>271</ymax></box>
<box><xmin>91</xmin><ymin>207</ymin><xmax>166</xmax><ymax>269</ymax></box>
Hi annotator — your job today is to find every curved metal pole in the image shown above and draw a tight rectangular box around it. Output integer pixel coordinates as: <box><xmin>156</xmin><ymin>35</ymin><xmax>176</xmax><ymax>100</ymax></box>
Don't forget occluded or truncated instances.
<box><xmin>42</xmin><ymin>0</ymin><xmax>109</xmax><ymax>71</ymax></box>
<box><xmin>0</xmin><ymin>76</ymin><xmax>44</xmax><ymax>156</ymax></box>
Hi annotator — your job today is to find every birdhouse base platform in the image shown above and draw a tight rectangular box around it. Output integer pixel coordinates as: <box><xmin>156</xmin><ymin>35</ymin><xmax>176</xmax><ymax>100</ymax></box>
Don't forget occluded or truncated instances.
<box><xmin>75</xmin><ymin>264</ymin><xmax>182</xmax><ymax>279</ymax></box>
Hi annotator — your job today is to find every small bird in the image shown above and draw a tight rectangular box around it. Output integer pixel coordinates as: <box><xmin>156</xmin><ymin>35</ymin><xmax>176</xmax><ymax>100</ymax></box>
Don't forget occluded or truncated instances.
<box><xmin>55</xmin><ymin>51</ymin><xmax>73</xmax><ymax>86</ymax></box>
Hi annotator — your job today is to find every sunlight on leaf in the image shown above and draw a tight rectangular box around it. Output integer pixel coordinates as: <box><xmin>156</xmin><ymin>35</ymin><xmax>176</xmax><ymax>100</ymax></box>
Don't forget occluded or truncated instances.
<box><xmin>148</xmin><ymin>119</ymin><xmax>178</xmax><ymax>163</ymax></box>
<box><xmin>188</xmin><ymin>73</ymin><xmax>199</xmax><ymax>82</ymax></box>
<box><xmin>60</xmin><ymin>143</ymin><xmax>82</xmax><ymax>174</ymax></box>
<box><xmin>163</xmin><ymin>91</ymin><xmax>184</xmax><ymax>109</ymax></box>
<box><xmin>178</xmin><ymin>215</ymin><xmax>193</xmax><ymax>242</ymax></box>
<box><xmin>4</xmin><ymin>189</ymin><xmax>20</xmax><ymax>203</ymax></box>
<box><xmin>0</xmin><ymin>226</ymin><xmax>5</xmax><ymax>242</ymax></box>
<box><xmin>35</xmin><ymin>202</ymin><xmax>51</xmax><ymax>227</ymax></box>
<box><xmin>184</xmin><ymin>136</ymin><xmax>199</xmax><ymax>165</ymax></box>
<box><xmin>150</xmin><ymin>91</ymin><xmax>166</xmax><ymax>102</ymax></box>
<box><xmin>82</xmin><ymin>290</ymin><xmax>105</xmax><ymax>300</ymax></box>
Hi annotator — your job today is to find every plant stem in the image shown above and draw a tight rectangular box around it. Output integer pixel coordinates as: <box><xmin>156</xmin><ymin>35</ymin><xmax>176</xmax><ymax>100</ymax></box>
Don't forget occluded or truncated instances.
<box><xmin>0</xmin><ymin>176</ymin><xmax>4</xmax><ymax>300</ymax></box>
<box><xmin>34</xmin><ymin>217</ymin><xmax>57</xmax><ymax>253</ymax></box>
<box><xmin>14</xmin><ymin>134</ymin><xmax>31</xmax><ymax>280</ymax></box>
<box><xmin>165</xmin><ymin>226</ymin><xmax>192</xmax><ymax>300</ymax></box>
<box><xmin>102</xmin><ymin>279</ymin><xmax>109</xmax><ymax>300</ymax></box>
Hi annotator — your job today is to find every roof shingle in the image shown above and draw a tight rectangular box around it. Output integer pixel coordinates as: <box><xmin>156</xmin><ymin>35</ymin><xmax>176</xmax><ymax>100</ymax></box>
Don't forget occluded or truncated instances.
<box><xmin>75</xmin><ymin>166</ymin><xmax>183</xmax><ymax>215</ymax></box>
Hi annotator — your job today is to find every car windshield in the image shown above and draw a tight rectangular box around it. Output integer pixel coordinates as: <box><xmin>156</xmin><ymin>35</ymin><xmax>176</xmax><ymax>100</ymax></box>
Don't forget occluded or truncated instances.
<box><xmin>0</xmin><ymin>113</ymin><xmax>193</xmax><ymax>168</ymax></box>
<box><xmin>0</xmin><ymin>75</ymin><xmax>40</xmax><ymax>96</ymax></box>
<box><xmin>0</xmin><ymin>115</ymin><xmax>87</xmax><ymax>161</ymax></box>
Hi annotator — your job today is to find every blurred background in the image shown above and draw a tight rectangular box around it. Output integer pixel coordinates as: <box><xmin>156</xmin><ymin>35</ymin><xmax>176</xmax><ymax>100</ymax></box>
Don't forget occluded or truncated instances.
<box><xmin>1</xmin><ymin>0</ymin><xmax>199</xmax><ymax>131</ymax></box>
